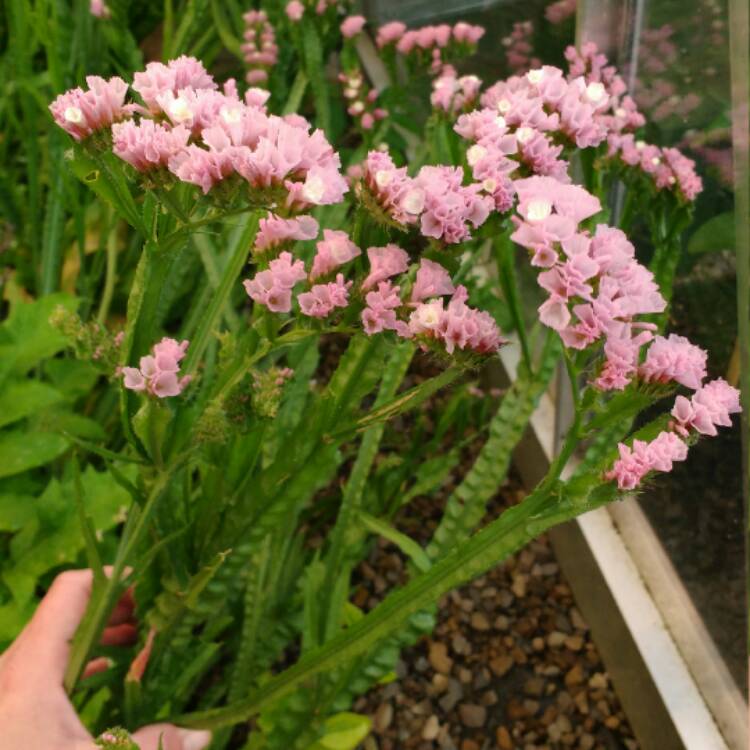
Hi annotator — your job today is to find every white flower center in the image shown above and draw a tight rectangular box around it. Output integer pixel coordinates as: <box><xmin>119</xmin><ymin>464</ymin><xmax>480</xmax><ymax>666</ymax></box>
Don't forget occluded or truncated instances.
<box><xmin>466</xmin><ymin>144</ymin><xmax>487</xmax><ymax>167</ymax></box>
<box><xmin>350</xmin><ymin>101</ymin><xmax>365</xmax><ymax>115</ymax></box>
<box><xmin>482</xmin><ymin>178</ymin><xmax>497</xmax><ymax>193</ymax></box>
<box><xmin>651</xmin><ymin>156</ymin><xmax>661</xmax><ymax>166</ymax></box>
<box><xmin>635</xmin><ymin>140</ymin><xmax>646</xmax><ymax>150</ymax></box>
<box><xmin>526</xmin><ymin>198</ymin><xmax>552</xmax><ymax>222</ymax></box>
<box><xmin>516</xmin><ymin>126</ymin><xmax>534</xmax><ymax>144</ymax></box>
<box><xmin>495</xmin><ymin>115</ymin><xmax>507</xmax><ymax>129</ymax></box>
<box><xmin>496</xmin><ymin>99</ymin><xmax>512</xmax><ymax>114</ymax></box>
<box><xmin>64</xmin><ymin>106</ymin><xmax>84</xmax><ymax>123</ymax></box>
<box><xmin>374</xmin><ymin>169</ymin><xmax>393</xmax><ymax>188</ymax></box>
<box><xmin>615</xmin><ymin>107</ymin><xmax>627</xmax><ymax>118</ymax></box>
<box><xmin>585</xmin><ymin>82</ymin><xmax>606</xmax><ymax>103</ymax></box>
<box><xmin>402</xmin><ymin>188</ymin><xmax>426</xmax><ymax>215</ymax></box>
<box><xmin>417</xmin><ymin>302</ymin><xmax>441</xmax><ymax>327</ymax></box>
<box><xmin>220</xmin><ymin>107</ymin><xmax>243</xmax><ymax>124</ymax></box>
<box><xmin>526</xmin><ymin>69</ymin><xmax>544</xmax><ymax>85</ymax></box>
<box><xmin>302</xmin><ymin>176</ymin><xmax>326</xmax><ymax>203</ymax></box>
<box><xmin>169</xmin><ymin>96</ymin><xmax>193</xmax><ymax>123</ymax></box>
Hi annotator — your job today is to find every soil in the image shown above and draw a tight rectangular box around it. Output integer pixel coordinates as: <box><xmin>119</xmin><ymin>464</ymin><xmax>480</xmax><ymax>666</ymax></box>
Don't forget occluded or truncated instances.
<box><xmin>353</xmin><ymin>476</ymin><xmax>639</xmax><ymax>750</ymax></box>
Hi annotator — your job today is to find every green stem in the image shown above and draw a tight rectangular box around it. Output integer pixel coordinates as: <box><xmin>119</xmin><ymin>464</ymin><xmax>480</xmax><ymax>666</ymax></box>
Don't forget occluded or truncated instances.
<box><xmin>97</xmin><ymin>215</ymin><xmax>118</xmax><ymax>325</ymax></box>
<box><xmin>182</xmin><ymin>211</ymin><xmax>261</xmax><ymax>376</ymax></box>
<box><xmin>282</xmin><ymin>69</ymin><xmax>309</xmax><ymax>115</ymax></box>
<box><xmin>64</xmin><ymin>462</ymin><xmax>181</xmax><ymax>693</ymax></box>
<box><xmin>494</xmin><ymin>231</ymin><xmax>532</xmax><ymax>374</ymax></box>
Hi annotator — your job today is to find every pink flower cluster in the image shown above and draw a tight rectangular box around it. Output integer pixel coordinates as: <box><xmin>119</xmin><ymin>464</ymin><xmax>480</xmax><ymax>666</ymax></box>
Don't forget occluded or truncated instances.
<box><xmin>285</xmin><ymin>0</ymin><xmax>339</xmax><ymax>20</ymax></box>
<box><xmin>545</xmin><ymin>0</ymin><xmax>576</xmax><ymax>24</ymax></box>
<box><xmin>90</xmin><ymin>0</ymin><xmax>110</xmax><ymax>19</ymax></box>
<box><xmin>508</xmin><ymin>176</ymin><xmax>676</xmax><ymax>391</ymax></box>
<box><xmin>606</xmin><ymin>378</ymin><xmax>740</xmax><ymax>490</ymax></box>
<box><xmin>341</xmin><ymin>15</ymin><xmax>366</xmax><ymax>39</ymax></box>
<box><xmin>243</xmin><ymin>240</ymin><xmax>504</xmax><ymax>357</ymax></box>
<box><xmin>311</xmin><ymin>229</ymin><xmax>361</xmax><ymax>279</ymax></box>
<box><xmin>49</xmin><ymin>76</ymin><xmax>129</xmax><ymax>140</ymax></box>
<box><xmin>376</xmin><ymin>21</ymin><xmax>484</xmax><ymax>74</ymax></box>
<box><xmin>639</xmin><ymin>334</ymin><xmax>707</xmax><ymax>390</ymax></box>
<box><xmin>122</xmin><ymin>338</ymin><xmax>191</xmax><ymax>398</ymax></box>
<box><xmin>607</xmin><ymin>134</ymin><xmax>703</xmax><ymax>201</ymax></box>
<box><xmin>501</xmin><ymin>21</ymin><xmax>540</xmax><ymax>74</ymax></box>
<box><xmin>431</xmin><ymin>67</ymin><xmax>482</xmax><ymax>115</ymax></box>
<box><xmin>339</xmin><ymin>69</ymin><xmax>387</xmax><ymax>131</ymax></box>
<box><xmin>242</xmin><ymin>10</ymin><xmax>278</xmax><ymax>85</ymax></box>
<box><xmin>361</xmin><ymin>151</ymin><xmax>493</xmax><ymax>243</ymax></box>
<box><xmin>243</xmin><ymin>252</ymin><xmax>307</xmax><ymax>313</ymax></box>
<box><xmin>50</xmin><ymin>56</ymin><xmax>348</xmax><ymax>211</ymax></box>
<box><xmin>255</xmin><ymin>213</ymin><xmax>320</xmax><ymax>254</ymax></box>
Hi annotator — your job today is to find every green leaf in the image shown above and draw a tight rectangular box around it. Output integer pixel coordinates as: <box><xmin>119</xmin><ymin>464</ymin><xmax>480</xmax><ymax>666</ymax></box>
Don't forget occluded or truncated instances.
<box><xmin>0</xmin><ymin>293</ymin><xmax>77</xmax><ymax>377</ymax></box>
<box><xmin>0</xmin><ymin>431</ymin><xmax>68</xmax><ymax>478</ymax></box>
<box><xmin>0</xmin><ymin>380</ymin><xmax>64</xmax><ymax>428</ymax></box>
<box><xmin>133</xmin><ymin>400</ymin><xmax>173</xmax><ymax>465</ymax></box>
<box><xmin>301</xmin><ymin>24</ymin><xmax>330</xmax><ymax>134</ymax></box>
<box><xmin>0</xmin><ymin>493</ymin><xmax>36</xmax><ymax>532</ymax></box>
<box><xmin>687</xmin><ymin>211</ymin><xmax>735</xmax><ymax>254</ymax></box>
<box><xmin>358</xmin><ymin>513</ymin><xmax>431</xmax><ymax>573</ymax></box>
<box><xmin>310</xmin><ymin>713</ymin><xmax>372</xmax><ymax>750</ymax></box>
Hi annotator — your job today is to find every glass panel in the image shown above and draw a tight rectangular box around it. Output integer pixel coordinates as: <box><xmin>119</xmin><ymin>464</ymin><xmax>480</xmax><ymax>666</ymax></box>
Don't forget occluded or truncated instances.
<box><xmin>579</xmin><ymin>0</ymin><xmax>747</xmax><ymax>692</ymax></box>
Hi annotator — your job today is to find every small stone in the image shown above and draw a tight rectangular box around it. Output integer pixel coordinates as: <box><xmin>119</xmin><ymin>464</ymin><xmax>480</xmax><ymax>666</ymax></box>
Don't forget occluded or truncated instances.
<box><xmin>489</xmin><ymin>654</ymin><xmax>514</xmax><ymax>677</ymax></box>
<box><xmin>458</xmin><ymin>703</ymin><xmax>487</xmax><ymax>728</ymax></box>
<box><xmin>524</xmin><ymin>677</ymin><xmax>545</xmax><ymax>696</ymax></box>
<box><xmin>373</xmin><ymin>702</ymin><xmax>393</xmax><ymax>734</ymax></box>
<box><xmin>564</xmin><ymin>635</ymin><xmax>584</xmax><ymax>652</ymax></box>
<box><xmin>429</xmin><ymin>642</ymin><xmax>453</xmax><ymax>675</ymax></box>
<box><xmin>470</xmin><ymin>612</ymin><xmax>491</xmax><ymax>631</ymax></box>
<box><xmin>588</xmin><ymin>672</ymin><xmax>608</xmax><ymax>690</ymax></box>
<box><xmin>531</xmin><ymin>637</ymin><xmax>545</xmax><ymax>651</ymax></box>
<box><xmin>460</xmin><ymin>741</ymin><xmax>479</xmax><ymax>750</ymax></box>
<box><xmin>497</xmin><ymin>590</ymin><xmax>514</xmax><ymax>608</ymax></box>
<box><xmin>523</xmin><ymin>699</ymin><xmax>540</xmax><ymax>715</ymax></box>
<box><xmin>439</xmin><ymin>679</ymin><xmax>463</xmax><ymax>713</ymax></box>
<box><xmin>422</xmin><ymin>715</ymin><xmax>440</xmax><ymax>740</ymax></box>
<box><xmin>564</xmin><ymin>664</ymin><xmax>584</xmax><ymax>687</ymax></box>
<box><xmin>432</xmin><ymin>673</ymin><xmax>449</xmax><ymax>693</ymax></box>
<box><xmin>494</xmin><ymin>615</ymin><xmax>510</xmax><ymax>631</ymax></box>
<box><xmin>451</xmin><ymin>633</ymin><xmax>471</xmax><ymax>655</ymax></box>
<box><xmin>604</xmin><ymin>716</ymin><xmax>621</xmax><ymax>730</ymax></box>
<box><xmin>574</xmin><ymin>690</ymin><xmax>589</xmax><ymax>714</ymax></box>
<box><xmin>570</xmin><ymin>607</ymin><xmax>588</xmax><ymax>630</ymax></box>
<box><xmin>474</xmin><ymin>668</ymin><xmax>491</xmax><ymax>689</ymax></box>
<box><xmin>580</xmin><ymin>735</ymin><xmax>595</xmax><ymax>750</ymax></box>
<box><xmin>458</xmin><ymin>667</ymin><xmax>472</xmax><ymax>684</ymax></box>
<box><xmin>511</xmin><ymin>574</ymin><xmax>528</xmax><ymax>598</ymax></box>
<box><xmin>415</xmin><ymin>656</ymin><xmax>430</xmax><ymax>673</ymax></box>
<box><xmin>496</xmin><ymin>726</ymin><xmax>513</xmax><ymax>750</ymax></box>
<box><xmin>481</xmin><ymin>689</ymin><xmax>498</xmax><ymax>706</ymax></box>
<box><xmin>547</xmin><ymin>631</ymin><xmax>567</xmax><ymax>648</ymax></box>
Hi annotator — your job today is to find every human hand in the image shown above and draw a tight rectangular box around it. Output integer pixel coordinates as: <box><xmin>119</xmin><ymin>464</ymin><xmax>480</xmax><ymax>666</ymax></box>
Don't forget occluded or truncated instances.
<box><xmin>0</xmin><ymin>569</ymin><xmax>212</xmax><ymax>750</ymax></box>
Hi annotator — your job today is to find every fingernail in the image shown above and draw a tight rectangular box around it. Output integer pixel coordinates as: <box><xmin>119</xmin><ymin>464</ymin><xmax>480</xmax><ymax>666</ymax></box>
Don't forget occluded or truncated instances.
<box><xmin>177</xmin><ymin>729</ymin><xmax>212</xmax><ymax>750</ymax></box>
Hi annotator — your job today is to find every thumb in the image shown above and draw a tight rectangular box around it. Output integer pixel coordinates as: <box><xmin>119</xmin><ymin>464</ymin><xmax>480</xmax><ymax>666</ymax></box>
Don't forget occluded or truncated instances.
<box><xmin>130</xmin><ymin>724</ymin><xmax>211</xmax><ymax>750</ymax></box>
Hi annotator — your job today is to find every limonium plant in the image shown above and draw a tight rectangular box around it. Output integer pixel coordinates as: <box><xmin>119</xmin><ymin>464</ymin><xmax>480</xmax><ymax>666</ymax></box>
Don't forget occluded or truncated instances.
<box><xmin>11</xmin><ymin>5</ymin><xmax>737</xmax><ymax>749</ymax></box>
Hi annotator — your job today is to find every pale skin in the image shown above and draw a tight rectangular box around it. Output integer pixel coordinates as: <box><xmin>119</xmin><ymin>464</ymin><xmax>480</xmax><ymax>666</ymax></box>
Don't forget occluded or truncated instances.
<box><xmin>0</xmin><ymin>569</ymin><xmax>212</xmax><ymax>750</ymax></box>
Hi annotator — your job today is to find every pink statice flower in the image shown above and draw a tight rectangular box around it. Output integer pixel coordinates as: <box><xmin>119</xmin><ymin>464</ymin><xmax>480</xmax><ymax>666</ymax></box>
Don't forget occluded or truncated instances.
<box><xmin>341</xmin><ymin>15</ymin><xmax>366</xmax><ymax>38</ymax></box>
<box><xmin>361</xmin><ymin>281</ymin><xmax>404</xmax><ymax>334</ymax></box>
<box><xmin>409</xmin><ymin>288</ymin><xmax>505</xmax><ymax>355</ymax></box>
<box><xmin>122</xmin><ymin>337</ymin><xmax>191</xmax><ymax>398</ymax></box>
<box><xmin>339</xmin><ymin>70</ymin><xmax>388</xmax><ymax>131</ymax></box>
<box><xmin>452</xmin><ymin>22</ymin><xmax>485</xmax><ymax>44</ymax></box>
<box><xmin>298</xmin><ymin>274</ymin><xmax>352</xmax><ymax>317</ymax></box>
<box><xmin>132</xmin><ymin>56</ymin><xmax>216</xmax><ymax>112</ymax></box>
<box><xmin>112</xmin><ymin>119</ymin><xmax>190</xmax><ymax>171</ymax></box>
<box><xmin>362</xmin><ymin>244</ymin><xmax>410</xmax><ymax>290</ymax></box>
<box><xmin>376</xmin><ymin>21</ymin><xmax>406</xmax><ymax>48</ymax></box>
<box><xmin>671</xmin><ymin>379</ymin><xmax>741</xmax><ymax>437</ymax></box>
<box><xmin>285</xmin><ymin>0</ymin><xmax>304</xmax><ymax>21</ymax></box>
<box><xmin>242</xmin><ymin>10</ymin><xmax>278</xmax><ymax>86</ymax></box>
<box><xmin>361</xmin><ymin>150</ymin><xmax>423</xmax><ymax>225</ymax></box>
<box><xmin>90</xmin><ymin>0</ymin><xmax>111</xmax><ymax>18</ymax></box>
<box><xmin>431</xmin><ymin>69</ymin><xmax>482</xmax><ymax>115</ymax></box>
<box><xmin>310</xmin><ymin>230</ymin><xmax>361</xmax><ymax>279</ymax></box>
<box><xmin>605</xmin><ymin>430</ymin><xmax>687</xmax><ymax>490</ymax></box>
<box><xmin>243</xmin><ymin>251</ymin><xmax>306</xmax><ymax>313</ymax></box>
<box><xmin>255</xmin><ymin>213</ymin><xmax>319</xmax><ymax>253</ymax></box>
<box><xmin>639</xmin><ymin>334</ymin><xmax>707</xmax><ymax>390</ymax></box>
<box><xmin>413</xmin><ymin>165</ymin><xmax>493</xmax><ymax>244</ymax></box>
<box><xmin>410</xmin><ymin>258</ymin><xmax>455</xmax><ymax>303</ymax></box>
<box><xmin>49</xmin><ymin>76</ymin><xmax>129</xmax><ymax>140</ymax></box>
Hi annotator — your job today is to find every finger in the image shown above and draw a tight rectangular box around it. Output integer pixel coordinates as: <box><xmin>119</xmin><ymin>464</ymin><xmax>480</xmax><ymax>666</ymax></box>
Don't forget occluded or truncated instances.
<box><xmin>101</xmin><ymin>622</ymin><xmax>138</xmax><ymax>647</ymax></box>
<box><xmin>108</xmin><ymin>587</ymin><xmax>136</xmax><ymax>627</ymax></box>
<box><xmin>16</xmin><ymin>569</ymin><xmax>94</xmax><ymax>682</ymax></box>
<box><xmin>82</xmin><ymin>656</ymin><xmax>112</xmax><ymax>679</ymax></box>
<box><xmin>131</xmin><ymin>724</ymin><xmax>212</xmax><ymax>750</ymax></box>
